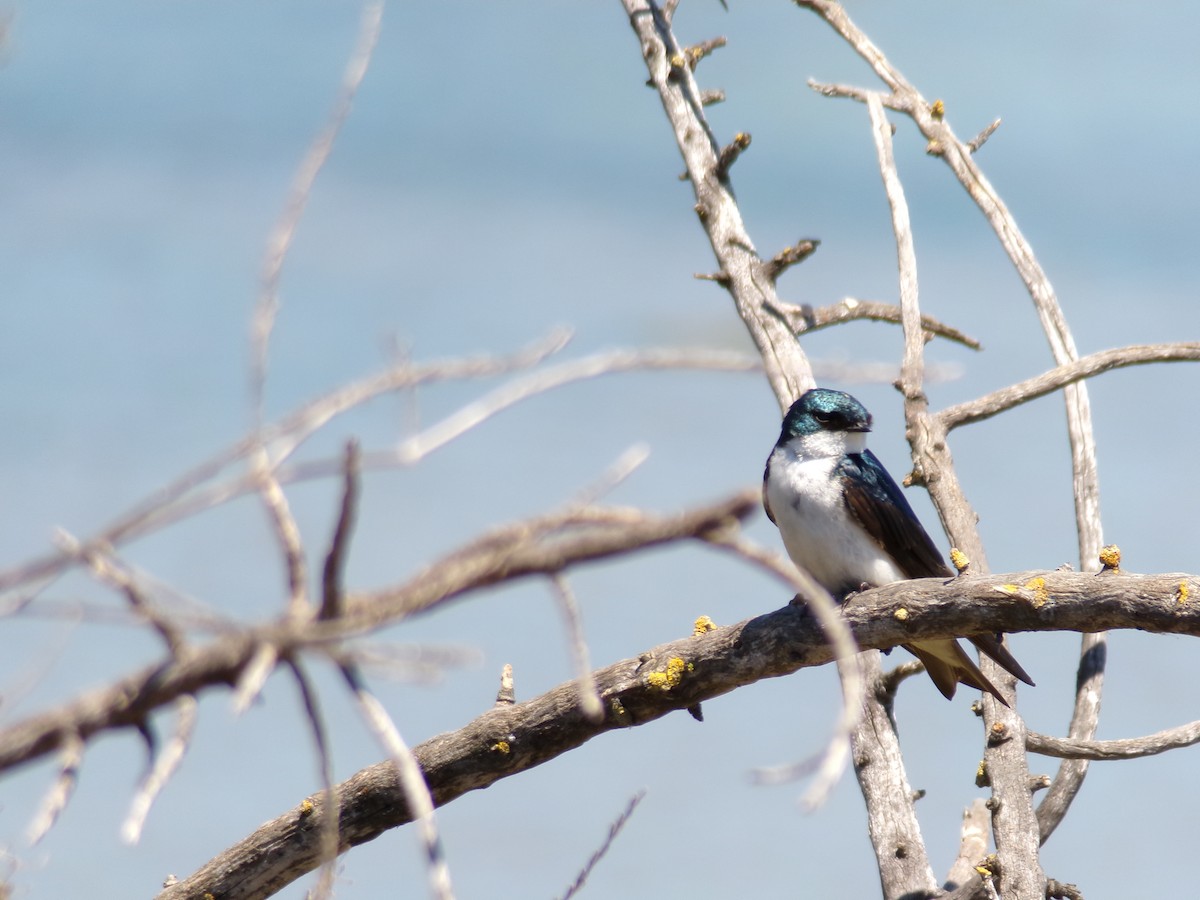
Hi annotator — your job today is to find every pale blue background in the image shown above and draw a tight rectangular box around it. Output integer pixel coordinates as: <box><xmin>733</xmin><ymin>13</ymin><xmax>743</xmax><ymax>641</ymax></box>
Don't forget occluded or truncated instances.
<box><xmin>2</xmin><ymin>2</ymin><xmax>1198</xmax><ymax>897</ymax></box>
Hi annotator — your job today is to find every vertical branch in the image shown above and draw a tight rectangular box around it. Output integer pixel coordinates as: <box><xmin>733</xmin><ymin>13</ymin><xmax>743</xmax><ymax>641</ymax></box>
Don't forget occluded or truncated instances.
<box><xmin>623</xmin><ymin>0</ymin><xmax>815</xmax><ymax>409</ymax></box>
<box><xmin>287</xmin><ymin>659</ymin><xmax>340</xmax><ymax>900</ymax></box>
<box><xmin>859</xmin><ymin>66</ymin><xmax>1044</xmax><ymax>899</ymax></box>
<box><xmin>865</xmin><ymin>94</ymin><xmax>923</xmax><ymax>393</ymax></box>
<box><xmin>853</xmin><ymin>93</ymin><xmax>939</xmax><ymax>900</ymax></box>
<box><xmin>321</xmin><ymin>440</ymin><xmax>362</xmax><ymax>621</ymax></box>
<box><xmin>840</xmin><ymin>654</ymin><xmax>939</xmax><ymax>900</ymax></box>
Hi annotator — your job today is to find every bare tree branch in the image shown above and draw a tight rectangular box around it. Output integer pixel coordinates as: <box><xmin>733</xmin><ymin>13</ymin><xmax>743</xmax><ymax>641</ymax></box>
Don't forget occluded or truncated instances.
<box><xmin>623</xmin><ymin>0</ymin><xmax>816</xmax><ymax>408</ymax></box>
<box><xmin>1027</xmin><ymin>719</ymin><xmax>1200</xmax><ymax>761</ymax></box>
<box><xmin>944</xmin><ymin>798</ymin><xmax>990</xmax><ymax>893</ymax></box>
<box><xmin>0</xmin><ymin>490</ymin><xmax>758</xmax><ymax>775</ymax></box>
<box><xmin>339</xmin><ymin>664</ymin><xmax>454</xmax><ymax>900</ymax></box>
<box><xmin>549</xmin><ymin>573</ymin><xmax>604</xmax><ymax>724</ymax></box>
<box><xmin>0</xmin><ymin>331</ymin><xmax>575</xmax><ymax>598</ymax></box>
<box><xmin>767</xmin><ymin>296</ymin><xmax>982</xmax><ymax>350</ymax></box>
<box><xmin>121</xmin><ymin>695</ymin><xmax>197</xmax><ymax>846</ymax></box>
<box><xmin>155</xmin><ymin>569</ymin><xmax>1200</xmax><ymax>899</ymax></box>
<box><xmin>253</xmin><ymin>448</ymin><xmax>309</xmax><ymax>617</ymax></box>
<box><xmin>940</xmin><ymin>344</ymin><xmax>1200</xmax><ymax>430</ymax></box>
<box><xmin>286</xmin><ymin>659</ymin><xmax>339</xmax><ymax>900</ymax></box>
<box><xmin>25</xmin><ymin>732</ymin><xmax>83</xmax><ymax>847</ymax></box>
<box><xmin>699</xmin><ymin>530</ymin><xmax>861</xmax><ymax>811</ymax></box>
<box><xmin>253</xmin><ymin>0</ymin><xmax>384</xmax><ymax>422</ymax></box>
<box><xmin>320</xmin><ymin>440</ymin><xmax>362</xmax><ymax>621</ymax></box>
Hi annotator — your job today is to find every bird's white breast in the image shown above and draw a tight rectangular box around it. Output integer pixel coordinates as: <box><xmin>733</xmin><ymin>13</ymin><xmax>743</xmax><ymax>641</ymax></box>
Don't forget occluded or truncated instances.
<box><xmin>766</xmin><ymin>443</ymin><xmax>904</xmax><ymax>596</ymax></box>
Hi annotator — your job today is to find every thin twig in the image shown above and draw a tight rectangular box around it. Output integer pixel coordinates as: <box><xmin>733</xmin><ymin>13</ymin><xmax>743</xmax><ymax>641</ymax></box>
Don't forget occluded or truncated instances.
<box><xmin>567</xmin><ymin>443</ymin><xmax>651</xmax><ymax>509</ymax></box>
<box><xmin>0</xmin><ymin>329</ymin><xmax>573</xmax><ymax>597</ymax></box>
<box><xmin>1</xmin><ymin>491</ymin><xmax>760</xmax><ymax>776</ymax></box>
<box><xmin>252</xmin><ymin>0</ymin><xmax>384</xmax><ymax>422</ymax></box>
<box><xmin>53</xmin><ymin>531</ymin><xmax>184</xmax><ymax>656</ymax></box>
<box><xmin>556</xmin><ymin>791</ymin><xmax>646</xmax><ymax>900</ymax></box>
<box><xmin>768</xmin><ymin>296</ymin><xmax>982</xmax><ymax>349</ymax></box>
<box><xmin>860</xmin><ymin>84</ymin><xmax>943</xmax><ymax>900</ymax></box>
<box><xmin>549</xmin><ymin>574</ymin><xmax>604</xmax><ymax>723</ymax></box>
<box><xmin>122</xmin><ymin>695</ymin><xmax>197</xmax><ymax>845</ymax></box>
<box><xmin>865</xmin><ymin>92</ymin><xmax>924</xmax><ymax>395</ymax></box>
<box><xmin>252</xmin><ymin>446</ymin><xmax>309</xmax><ymax>617</ymax></box>
<box><xmin>494</xmin><ymin>663</ymin><xmax>516</xmax><ymax>706</ymax></box>
<box><xmin>698</xmin><ymin>530</ymin><xmax>861</xmax><ymax>811</ymax></box>
<box><xmin>287</xmin><ymin>658</ymin><xmax>340</xmax><ymax>900</ymax></box>
<box><xmin>340</xmin><ymin>664</ymin><xmax>454</xmax><ymax>900</ymax></box>
<box><xmin>232</xmin><ymin>643</ymin><xmax>278</xmax><ymax>716</ymax></box>
<box><xmin>321</xmin><ymin>440</ymin><xmax>362</xmax><ymax>620</ymax></box>
<box><xmin>26</xmin><ymin>731</ymin><xmax>84</xmax><ymax>846</ymax></box>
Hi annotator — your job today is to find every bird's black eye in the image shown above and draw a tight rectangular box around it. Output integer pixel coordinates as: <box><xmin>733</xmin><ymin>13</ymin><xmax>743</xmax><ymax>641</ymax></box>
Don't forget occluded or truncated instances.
<box><xmin>813</xmin><ymin>410</ymin><xmax>836</xmax><ymax>425</ymax></box>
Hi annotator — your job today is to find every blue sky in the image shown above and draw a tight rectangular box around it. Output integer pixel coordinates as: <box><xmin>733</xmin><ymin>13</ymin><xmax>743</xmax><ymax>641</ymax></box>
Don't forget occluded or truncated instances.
<box><xmin>1</xmin><ymin>3</ymin><xmax>1198</xmax><ymax>898</ymax></box>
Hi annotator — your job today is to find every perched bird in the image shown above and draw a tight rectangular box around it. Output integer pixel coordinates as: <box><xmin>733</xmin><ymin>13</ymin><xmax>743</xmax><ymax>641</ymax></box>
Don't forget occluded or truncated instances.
<box><xmin>763</xmin><ymin>388</ymin><xmax>1033</xmax><ymax>705</ymax></box>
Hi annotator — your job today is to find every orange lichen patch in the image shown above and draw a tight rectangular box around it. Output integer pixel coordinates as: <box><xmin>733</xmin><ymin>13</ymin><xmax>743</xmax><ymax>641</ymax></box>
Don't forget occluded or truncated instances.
<box><xmin>692</xmin><ymin>615</ymin><xmax>717</xmax><ymax>636</ymax></box>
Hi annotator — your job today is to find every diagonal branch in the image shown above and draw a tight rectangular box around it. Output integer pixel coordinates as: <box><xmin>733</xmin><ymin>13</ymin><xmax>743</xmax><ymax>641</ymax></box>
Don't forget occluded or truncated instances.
<box><xmin>623</xmin><ymin>0</ymin><xmax>815</xmax><ymax>408</ymax></box>
<box><xmin>0</xmin><ymin>490</ymin><xmax>759</xmax><ymax>775</ymax></box>
<box><xmin>156</xmin><ymin>569</ymin><xmax>1200</xmax><ymax>899</ymax></box>
<box><xmin>940</xmin><ymin>343</ymin><xmax>1200</xmax><ymax>430</ymax></box>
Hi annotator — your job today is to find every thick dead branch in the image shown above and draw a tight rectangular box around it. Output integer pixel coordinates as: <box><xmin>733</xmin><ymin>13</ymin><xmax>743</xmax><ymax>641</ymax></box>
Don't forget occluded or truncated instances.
<box><xmin>157</xmin><ymin>570</ymin><xmax>1200</xmax><ymax>899</ymax></box>
<box><xmin>845</xmin><ymin>652</ymin><xmax>939</xmax><ymax>899</ymax></box>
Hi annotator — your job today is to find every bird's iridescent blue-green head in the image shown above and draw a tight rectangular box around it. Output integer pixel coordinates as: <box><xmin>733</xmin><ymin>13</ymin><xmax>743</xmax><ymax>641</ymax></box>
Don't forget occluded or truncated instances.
<box><xmin>780</xmin><ymin>388</ymin><xmax>873</xmax><ymax>439</ymax></box>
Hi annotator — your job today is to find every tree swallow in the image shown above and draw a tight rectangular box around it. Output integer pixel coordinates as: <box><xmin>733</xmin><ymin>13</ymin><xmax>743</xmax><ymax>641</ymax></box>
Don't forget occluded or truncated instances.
<box><xmin>763</xmin><ymin>388</ymin><xmax>1034</xmax><ymax>705</ymax></box>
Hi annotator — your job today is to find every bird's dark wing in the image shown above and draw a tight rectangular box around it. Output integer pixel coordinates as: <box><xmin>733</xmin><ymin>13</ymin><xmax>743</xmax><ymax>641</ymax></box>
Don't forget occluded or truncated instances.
<box><xmin>762</xmin><ymin>458</ymin><xmax>776</xmax><ymax>524</ymax></box>
<box><xmin>836</xmin><ymin>450</ymin><xmax>951</xmax><ymax>579</ymax></box>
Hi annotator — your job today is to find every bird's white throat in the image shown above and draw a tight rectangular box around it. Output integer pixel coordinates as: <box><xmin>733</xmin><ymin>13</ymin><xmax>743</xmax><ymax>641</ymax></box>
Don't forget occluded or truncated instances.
<box><xmin>785</xmin><ymin>428</ymin><xmax>868</xmax><ymax>461</ymax></box>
